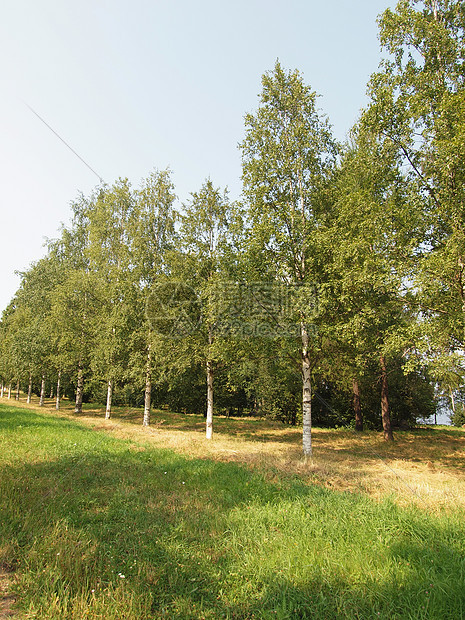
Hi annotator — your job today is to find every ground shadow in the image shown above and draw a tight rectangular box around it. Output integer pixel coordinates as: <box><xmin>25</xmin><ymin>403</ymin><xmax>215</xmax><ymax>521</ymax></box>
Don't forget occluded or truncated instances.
<box><xmin>1</xmin><ymin>406</ymin><xmax>465</xmax><ymax>618</ymax></box>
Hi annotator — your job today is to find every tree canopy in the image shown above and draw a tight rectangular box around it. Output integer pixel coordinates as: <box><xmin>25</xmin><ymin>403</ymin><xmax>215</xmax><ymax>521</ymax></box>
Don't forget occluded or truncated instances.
<box><xmin>1</xmin><ymin>1</ymin><xmax>463</xmax><ymax>443</ymax></box>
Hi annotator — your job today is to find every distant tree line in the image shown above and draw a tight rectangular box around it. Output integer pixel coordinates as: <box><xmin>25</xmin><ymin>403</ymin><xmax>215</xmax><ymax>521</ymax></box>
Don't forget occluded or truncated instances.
<box><xmin>1</xmin><ymin>1</ymin><xmax>464</xmax><ymax>454</ymax></box>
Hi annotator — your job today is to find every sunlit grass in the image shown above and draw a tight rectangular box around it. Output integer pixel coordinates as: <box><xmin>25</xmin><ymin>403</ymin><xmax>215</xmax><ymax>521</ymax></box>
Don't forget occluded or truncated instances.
<box><xmin>1</xmin><ymin>401</ymin><xmax>465</xmax><ymax>618</ymax></box>
<box><xmin>7</xmin><ymin>393</ymin><xmax>465</xmax><ymax>511</ymax></box>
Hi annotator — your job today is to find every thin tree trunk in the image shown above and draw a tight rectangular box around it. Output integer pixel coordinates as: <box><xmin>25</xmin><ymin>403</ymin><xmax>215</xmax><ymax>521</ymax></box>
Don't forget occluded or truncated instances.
<box><xmin>7</xmin><ymin>383</ymin><xmax>11</xmax><ymax>399</ymax></box>
<box><xmin>0</xmin><ymin>382</ymin><xmax>3</xmax><ymax>398</ymax></box>
<box><xmin>105</xmin><ymin>324</ymin><xmax>117</xmax><ymax>421</ymax></box>
<box><xmin>206</xmin><ymin>359</ymin><xmax>214</xmax><ymax>439</ymax></box>
<box><xmin>206</xmin><ymin>325</ymin><xmax>214</xmax><ymax>439</ymax></box>
<box><xmin>49</xmin><ymin>385</ymin><xmax>54</xmax><ymax>398</ymax></box>
<box><xmin>105</xmin><ymin>379</ymin><xmax>112</xmax><ymax>419</ymax></box>
<box><xmin>15</xmin><ymin>379</ymin><xmax>20</xmax><ymax>400</ymax></box>
<box><xmin>75</xmin><ymin>364</ymin><xmax>84</xmax><ymax>414</ymax></box>
<box><xmin>301</xmin><ymin>323</ymin><xmax>312</xmax><ymax>459</ymax></box>
<box><xmin>56</xmin><ymin>371</ymin><xmax>61</xmax><ymax>410</ymax></box>
<box><xmin>298</xmin><ymin>174</ymin><xmax>313</xmax><ymax>459</ymax></box>
<box><xmin>380</xmin><ymin>355</ymin><xmax>394</xmax><ymax>441</ymax></box>
<box><xmin>39</xmin><ymin>374</ymin><xmax>46</xmax><ymax>406</ymax></box>
<box><xmin>143</xmin><ymin>343</ymin><xmax>152</xmax><ymax>427</ymax></box>
<box><xmin>75</xmin><ymin>290</ymin><xmax>87</xmax><ymax>415</ymax></box>
<box><xmin>27</xmin><ymin>372</ymin><xmax>32</xmax><ymax>404</ymax></box>
<box><xmin>353</xmin><ymin>378</ymin><xmax>363</xmax><ymax>431</ymax></box>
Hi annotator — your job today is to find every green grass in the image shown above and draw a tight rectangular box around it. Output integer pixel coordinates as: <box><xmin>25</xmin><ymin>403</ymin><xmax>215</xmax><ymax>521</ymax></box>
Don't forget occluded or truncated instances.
<box><xmin>1</xmin><ymin>403</ymin><xmax>464</xmax><ymax>619</ymax></box>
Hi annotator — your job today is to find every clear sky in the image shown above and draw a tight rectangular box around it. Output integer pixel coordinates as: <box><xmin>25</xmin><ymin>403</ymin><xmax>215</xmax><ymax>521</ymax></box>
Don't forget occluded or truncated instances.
<box><xmin>0</xmin><ymin>0</ymin><xmax>396</xmax><ymax>314</ymax></box>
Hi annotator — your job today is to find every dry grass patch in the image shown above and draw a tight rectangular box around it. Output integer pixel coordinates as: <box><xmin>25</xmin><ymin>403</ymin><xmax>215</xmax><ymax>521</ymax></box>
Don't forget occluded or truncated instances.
<box><xmin>2</xmin><ymin>400</ymin><xmax>465</xmax><ymax>619</ymax></box>
<box><xmin>4</xmin><ymin>395</ymin><xmax>465</xmax><ymax>511</ymax></box>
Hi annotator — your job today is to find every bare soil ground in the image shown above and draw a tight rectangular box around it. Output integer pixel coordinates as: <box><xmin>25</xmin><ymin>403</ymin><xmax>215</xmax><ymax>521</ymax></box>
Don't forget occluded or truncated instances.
<box><xmin>0</xmin><ymin>567</ymin><xmax>16</xmax><ymax>619</ymax></box>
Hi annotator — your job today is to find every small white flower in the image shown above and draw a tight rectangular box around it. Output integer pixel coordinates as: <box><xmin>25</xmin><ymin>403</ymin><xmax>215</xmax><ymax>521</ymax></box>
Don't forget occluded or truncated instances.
<box><xmin>182</xmin><ymin>482</ymin><xmax>185</xmax><ymax>485</ymax></box>
<box><xmin>118</xmin><ymin>573</ymin><xmax>125</xmax><ymax>579</ymax></box>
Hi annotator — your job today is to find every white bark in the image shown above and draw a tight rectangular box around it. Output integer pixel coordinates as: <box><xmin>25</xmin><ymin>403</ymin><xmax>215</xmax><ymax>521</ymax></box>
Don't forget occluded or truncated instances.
<box><xmin>105</xmin><ymin>379</ymin><xmax>112</xmax><ymax>419</ymax></box>
<box><xmin>143</xmin><ymin>344</ymin><xmax>152</xmax><ymax>427</ymax></box>
<box><xmin>0</xmin><ymin>382</ymin><xmax>3</xmax><ymax>398</ymax></box>
<box><xmin>206</xmin><ymin>358</ymin><xmax>214</xmax><ymax>439</ymax></box>
<box><xmin>27</xmin><ymin>372</ymin><xmax>32</xmax><ymax>404</ymax></box>
<box><xmin>206</xmin><ymin>322</ymin><xmax>214</xmax><ymax>439</ymax></box>
<box><xmin>7</xmin><ymin>383</ymin><xmax>11</xmax><ymax>399</ymax></box>
<box><xmin>75</xmin><ymin>365</ymin><xmax>84</xmax><ymax>414</ymax></box>
<box><xmin>56</xmin><ymin>371</ymin><xmax>61</xmax><ymax>410</ymax></box>
<box><xmin>39</xmin><ymin>374</ymin><xmax>46</xmax><ymax>406</ymax></box>
<box><xmin>75</xmin><ymin>291</ymin><xmax>87</xmax><ymax>414</ymax></box>
<box><xmin>15</xmin><ymin>380</ymin><xmax>20</xmax><ymax>401</ymax></box>
<box><xmin>301</xmin><ymin>323</ymin><xmax>312</xmax><ymax>459</ymax></box>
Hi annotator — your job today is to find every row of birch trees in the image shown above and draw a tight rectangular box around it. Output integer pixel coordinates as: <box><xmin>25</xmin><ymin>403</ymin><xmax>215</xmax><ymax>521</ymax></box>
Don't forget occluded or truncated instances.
<box><xmin>1</xmin><ymin>0</ymin><xmax>464</xmax><ymax>456</ymax></box>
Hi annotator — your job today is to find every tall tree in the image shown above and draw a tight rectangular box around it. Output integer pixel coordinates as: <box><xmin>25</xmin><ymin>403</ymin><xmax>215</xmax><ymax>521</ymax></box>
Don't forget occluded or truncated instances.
<box><xmin>86</xmin><ymin>180</ymin><xmax>136</xmax><ymax>419</ymax></box>
<box><xmin>326</xmin><ymin>126</ymin><xmax>420</xmax><ymax>439</ymax></box>
<box><xmin>49</xmin><ymin>195</ymin><xmax>95</xmax><ymax>414</ymax></box>
<box><xmin>366</xmin><ymin>0</ymin><xmax>465</xmax><ymax>390</ymax></box>
<box><xmin>130</xmin><ymin>169</ymin><xmax>177</xmax><ymax>426</ymax></box>
<box><xmin>241</xmin><ymin>61</ymin><xmax>336</xmax><ymax>458</ymax></box>
<box><xmin>179</xmin><ymin>179</ymin><xmax>232</xmax><ymax>439</ymax></box>
<box><xmin>5</xmin><ymin>255</ymin><xmax>65</xmax><ymax>406</ymax></box>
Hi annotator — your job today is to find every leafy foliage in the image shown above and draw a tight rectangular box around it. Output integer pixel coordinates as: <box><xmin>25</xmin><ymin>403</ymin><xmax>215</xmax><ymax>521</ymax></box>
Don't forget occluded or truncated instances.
<box><xmin>5</xmin><ymin>4</ymin><xmax>465</xmax><ymax>434</ymax></box>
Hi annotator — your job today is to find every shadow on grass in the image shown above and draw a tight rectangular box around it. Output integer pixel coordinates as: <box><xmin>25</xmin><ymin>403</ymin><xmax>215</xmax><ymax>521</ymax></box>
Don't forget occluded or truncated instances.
<box><xmin>8</xmin><ymin>399</ymin><xmax>465</xmax><ymax>483</ymax></box>
<box><xmin>0</xmin><ymin>406</ymin><xmax>91</xmax><ymax>433</ymax></box>
<box><xmin>1</xmin><ymin>405</ymin><xmax>465</xmax><ymax>618</ymax></box>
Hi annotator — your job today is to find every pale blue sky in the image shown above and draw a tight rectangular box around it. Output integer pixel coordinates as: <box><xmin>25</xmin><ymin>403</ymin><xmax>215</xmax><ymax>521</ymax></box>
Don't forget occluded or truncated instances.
<box><xmin>0</xmin><ymin>0</ymin><xmax>396</xmax><ymax>313</ymax></box>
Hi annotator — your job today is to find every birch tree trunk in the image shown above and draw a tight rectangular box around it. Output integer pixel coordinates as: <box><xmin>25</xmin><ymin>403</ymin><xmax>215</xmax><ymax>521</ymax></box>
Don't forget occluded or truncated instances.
<box><xmin>205</xmin><ymin>322</ymin><xmax>214</xmax><ymax>439</ymax></box>
<box><xmin>56</xmin><ymin>371</ymin><xmax>61</xmax><ymax>410</ymax></box>
<box><xmin>380</xmin><ymin>355</ymin><xmax>394</xmax><ymax>441</ymax></box>
<box><xmin>75</xmin><ymin>291</ymin><xmax>87</xmax><ymax>415</ymax></box>
<box><xmin>143</xmin><ymin>343</ymin><xmax>152</xmax><ymax>427</ymax></box>
<box><xmin>301</xmin><ymin>323</ymin><xmax>312</xmax><ymax>459</ymax></box>
<box><xmin>39</xmin><ymin>374</ymin><xmax>46</xmax><ymax>406</ymax></box>
<box><xmin>15</xmin><ymin>380</ymin><xmax>20</xmax><ymax>400</ymax></box>
<box><xmin>27</xmin><ymin>372</ymin><xmax>32</xmax><ymax>404</ymax></box>
<box><xmin>206</xmin><ymin>358</ymin><xmax>214</xmax><ymax>439</ymax></box>
<box><xmin>0</xmin><ymin>382</ymin><xmax>3</xmax><ymax>398</ymax></box>
<box><xmin>49</xmin><ymin>385</ymin><xmax>54</xmax><ymax>398</ymax></box>
<box><xmin>105</xmin><ymin>379</ymin><xmax>112</xmax><ymax>419</ymax></box>
<box><xmin>75</xmin><ymin>365</ymin><xmax>84</xmax><ymax>414</ymax></box>
<box><xmin>7</xmin><ymin>383</ymin><xmax>11</xmax><ymax>399</ymax></box>
<box><xmin>105</xmin><ymin>324</ymin><xmax>117</xmax><ymax>420</ymax></box>
<box><xmin>353</xmin><ymin>378</ymin><xmax>363</xmax><ymax>431</ymax></box>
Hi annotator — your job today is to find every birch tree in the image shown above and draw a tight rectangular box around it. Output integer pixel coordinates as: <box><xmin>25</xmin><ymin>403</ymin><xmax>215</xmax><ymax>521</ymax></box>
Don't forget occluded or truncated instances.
<box><xmin>241</xmin><ymin>61</ymin><xmax>336</xmax><ymax>458</ymax></box>
<box><xmin>179</xmin><ymin>179</ymin><xmax>232</xmax><ymax>439</ymax></box>
<box><xmin>49</xmin><ymin>196</ymin><xmax>95</xmax><ymax>414</ymax></box>
<box><xmin>326</xmin><ymin>126</ymin><xmax>421</xmax><ymax>439</ymax></box>
<box><xmin>86</xmin><ymin>180</ymin><xmax>136</xmax><ymax>419</ymax></box>
<box><xmin>367</xmin><ymin>0</ymin><xmax>465</xmax><ymax>387</ymax></box>
<box><xmin>6</xmin><ymin>255</ymin><xmax>63</xmax><ymax>406</ymax></box>
<box><xmin>130</xmin><ymin>169</ymin><xmax>177</xmax><ymax>426</ymax></box>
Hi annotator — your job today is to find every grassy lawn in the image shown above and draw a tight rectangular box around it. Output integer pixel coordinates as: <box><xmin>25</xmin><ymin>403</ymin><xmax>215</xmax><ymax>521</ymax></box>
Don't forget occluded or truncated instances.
<box><xmin>1</xmin><ymin>399</ymin><xmax>465</xmax><ymax>618</ymax></box>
